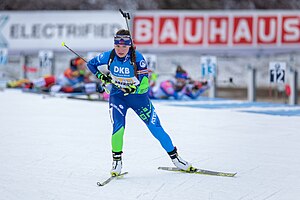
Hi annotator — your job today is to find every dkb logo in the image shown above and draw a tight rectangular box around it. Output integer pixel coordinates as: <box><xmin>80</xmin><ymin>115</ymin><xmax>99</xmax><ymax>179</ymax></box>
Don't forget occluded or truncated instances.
<box><xmin>113</xmin><ymin>66</ymin><xmax>130</xmax><ymax>74</ymax></box>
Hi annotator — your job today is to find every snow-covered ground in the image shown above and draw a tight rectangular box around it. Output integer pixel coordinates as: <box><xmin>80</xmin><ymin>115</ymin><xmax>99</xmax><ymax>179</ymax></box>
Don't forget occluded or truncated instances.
<box><xmin>0</xmin><ymin>89</ymin><xmax>300</xmax><ymax>200</ymax></box>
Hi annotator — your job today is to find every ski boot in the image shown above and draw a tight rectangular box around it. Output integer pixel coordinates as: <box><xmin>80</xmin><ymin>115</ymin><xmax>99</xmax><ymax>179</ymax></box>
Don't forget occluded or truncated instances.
<box><xmin>168</xmin><ymin>147</ymin><xmax>193</xmax><ymax>171</ymax></box>
<box><xmin>110</xmin><ymin>151</ymin><xmax>122</xmax><ymax>176</ymax></box>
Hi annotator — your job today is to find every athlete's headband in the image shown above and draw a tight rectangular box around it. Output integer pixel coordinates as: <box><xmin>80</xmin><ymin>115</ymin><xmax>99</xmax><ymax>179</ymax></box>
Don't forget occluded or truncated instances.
<box><xmin>175</xmin><ymin>72</ymin><xmax>188</xmax><ymax>80</ymax></box>
<box><xmin>114</xmin><ymin>34</ymin><xmax>132</xmax><ymax>46</ymax></box>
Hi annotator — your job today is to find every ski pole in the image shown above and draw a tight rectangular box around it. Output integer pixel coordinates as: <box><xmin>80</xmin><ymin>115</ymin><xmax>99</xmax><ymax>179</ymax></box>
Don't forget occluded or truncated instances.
<box><xmin>61</xmin><ymin>42</ymin><xmax>111</xmax><ymax>94</ymax></box>
<box><xmin>119</xmin><ymin>9</ymin><xmax>138</xmax><ymax>77</ymax></box>
<box><xmin>119</xmin><ymin>9</ymin><xmax>134</xmax><ymax>47</ymax></box>
<box><xmin>61</xmin><ymin>42</ymin><xmax>88</xmax><ymax>63</ymax></box>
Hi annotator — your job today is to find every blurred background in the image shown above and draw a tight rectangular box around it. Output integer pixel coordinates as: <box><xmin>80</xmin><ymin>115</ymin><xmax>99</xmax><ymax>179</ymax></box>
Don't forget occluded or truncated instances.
<box><xmin>0</xmin><ymin>0</ymin><xmax>299</xmax><ymax>103</ymax></box>
<box><xmin>1</xmin><ymin>0</ymin><xmax>300</xmax><ymax>10</ymax></box>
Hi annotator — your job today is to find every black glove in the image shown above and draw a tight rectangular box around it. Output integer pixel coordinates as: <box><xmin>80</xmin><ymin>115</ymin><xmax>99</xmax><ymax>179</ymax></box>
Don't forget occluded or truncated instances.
<box><xmin>95</xmin><ymin>71</ymin><xmax>112</xmax><ymax>85</ymax></box>
<box><xmin>96</xmin><ymin>83</ymin><xmax>105</xmax><ymax>93</ymax></box>
<box><xmin>122</xmin><ymin>85</ymin><xmax>137</xmax><ymax>96</ymax></box>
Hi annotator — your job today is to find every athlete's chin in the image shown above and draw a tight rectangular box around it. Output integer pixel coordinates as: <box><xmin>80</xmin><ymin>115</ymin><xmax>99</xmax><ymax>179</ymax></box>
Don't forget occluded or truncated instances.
<box><xmin>117</xmin><ymin>53</ymin><xmax>126</xmax><ymax>58</ymax></box>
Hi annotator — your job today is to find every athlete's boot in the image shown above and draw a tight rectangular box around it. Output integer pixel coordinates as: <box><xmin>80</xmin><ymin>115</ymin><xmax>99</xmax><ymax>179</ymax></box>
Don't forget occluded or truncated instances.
<box><xmin>168</xmin><ymin>147</ymin><xmax>193</xmax><ymax>171</ymax></box>
<box><xmin>110</xmin><ymin>151</ymin><xmax>122</xmax><ymax>176</ymax></box>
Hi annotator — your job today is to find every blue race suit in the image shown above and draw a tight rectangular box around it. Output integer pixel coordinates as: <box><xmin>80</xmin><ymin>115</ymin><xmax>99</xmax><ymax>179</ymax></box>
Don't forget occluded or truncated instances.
<box><xmin>87</xmin><ymin>49</ymin><xmax>175</xmax><ymax>153</ymax></box>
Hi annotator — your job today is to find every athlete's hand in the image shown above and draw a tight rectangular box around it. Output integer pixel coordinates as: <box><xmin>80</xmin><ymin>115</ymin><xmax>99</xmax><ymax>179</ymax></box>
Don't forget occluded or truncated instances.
<box><xmin>95</xmin><ymin>71</ymin><xmax>112</xmax><ymax>85</ymax></box>
<box><xmin>122</xmin><ymin>85</ymin><xmax>137</xmax><ymax>96</ymax></box>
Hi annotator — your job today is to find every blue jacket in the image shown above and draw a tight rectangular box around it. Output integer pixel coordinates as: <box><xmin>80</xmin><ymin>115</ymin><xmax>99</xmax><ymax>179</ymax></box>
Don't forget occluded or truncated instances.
<box><xmin>87</xmin><ymin>49</ymin><xmax>149</xmax><ymax>95</ymax></box>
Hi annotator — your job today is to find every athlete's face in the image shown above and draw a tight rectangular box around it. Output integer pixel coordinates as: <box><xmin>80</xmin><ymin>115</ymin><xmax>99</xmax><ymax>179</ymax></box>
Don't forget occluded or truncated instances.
<box><xmin>114</xmin><ymin>45</ymin><xmax>130</xmax><ymax>58</ymax></box>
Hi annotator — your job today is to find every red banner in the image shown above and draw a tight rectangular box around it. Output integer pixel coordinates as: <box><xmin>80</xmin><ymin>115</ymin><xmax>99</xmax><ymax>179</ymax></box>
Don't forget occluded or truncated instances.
<box><xmin>133</xmin><ymin>11</ymin><xmax>300</xmax><ymax>49</ymax></box>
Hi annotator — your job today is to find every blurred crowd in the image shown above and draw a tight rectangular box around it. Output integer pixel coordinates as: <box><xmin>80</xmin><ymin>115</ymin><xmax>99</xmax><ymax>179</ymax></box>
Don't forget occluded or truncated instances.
<box><xmin>7</xmin><ymin>57</ymin><xmax>109</xmax><ymax>100</ymax></box>
<box><xmin>6</xmin><ymin>57</ymin><xmax>209</xmax><ymax>101</ymax></box>
<box><xmin>149</xmin><ymin>65</ymin><xmax>209</xmax><ymax>100</ymax></box>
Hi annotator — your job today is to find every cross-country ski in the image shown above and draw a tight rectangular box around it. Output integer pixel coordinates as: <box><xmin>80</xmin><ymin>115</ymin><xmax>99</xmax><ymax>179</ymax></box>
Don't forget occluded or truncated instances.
<box><xmin>97</xmin><ymin>172</ymin><xmax>128</xmax><ymax>186</ymax></box>
<box><xmin>158</xmin><ymin>167</ymin><xmax>237</xmax><ymax>177</ymax></box>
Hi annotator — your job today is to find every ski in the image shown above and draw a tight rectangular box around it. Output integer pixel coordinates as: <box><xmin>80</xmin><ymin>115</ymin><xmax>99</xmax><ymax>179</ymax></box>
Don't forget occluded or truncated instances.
<box><xmin>97</xmin><ymin>172</ymin><xmax>128</xmax><ymax>186</ymax></box>
<box><xmin>158</xmin><ymin>167</ymin><xmax>236</xmax><ymax>177</ymax></box>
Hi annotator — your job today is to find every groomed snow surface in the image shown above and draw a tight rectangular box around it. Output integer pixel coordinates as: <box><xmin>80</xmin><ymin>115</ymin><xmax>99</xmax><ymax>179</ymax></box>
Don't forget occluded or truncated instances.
<box><xmin>0</xmin><ymin>89</ymin><xmax>299</xmax><ymax>200</ymax></box>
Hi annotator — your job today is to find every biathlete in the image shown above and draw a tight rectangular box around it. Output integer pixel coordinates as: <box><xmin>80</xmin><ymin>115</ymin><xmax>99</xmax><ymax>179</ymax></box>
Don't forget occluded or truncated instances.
<box><xmin>87</xmin><ymin>29</ymin><xmax>192</xmax><ymax>176</ymax></box>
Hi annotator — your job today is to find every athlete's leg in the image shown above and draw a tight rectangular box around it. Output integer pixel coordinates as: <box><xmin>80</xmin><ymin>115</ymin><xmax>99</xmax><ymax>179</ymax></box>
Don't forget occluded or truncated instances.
<box><xmin>109</xmin><ymin>94</ymin><xmax>128</xmax><ymax>153</ymax></box>
<box><xmin>128</xmin><ymin>93</ymin><xmax>174</xmax><ymax>152</ymax></box>
<box><xmin>128</xmin><ymin>93</ymin><xmax>192</xmax><ymax>171</ymax></box>
<box><xmin>109</xmin><ymin>94</ymin><xmax>129</xmax><ymax>175</ymax></box>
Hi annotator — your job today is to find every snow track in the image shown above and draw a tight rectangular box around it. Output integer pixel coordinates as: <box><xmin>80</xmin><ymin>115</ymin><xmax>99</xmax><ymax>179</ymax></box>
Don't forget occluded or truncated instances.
<box><xmin>0</xmin><ymin>89</ymin><xmax>299</xmax><ymax>200</ymax></box>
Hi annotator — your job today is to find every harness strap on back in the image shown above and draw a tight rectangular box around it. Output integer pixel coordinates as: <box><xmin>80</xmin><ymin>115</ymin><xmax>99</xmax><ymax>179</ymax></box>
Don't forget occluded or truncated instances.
<box><xmin>107</xmin><ymin>49</ymin><xmax>116</xmax><ymax>71</ymax></box>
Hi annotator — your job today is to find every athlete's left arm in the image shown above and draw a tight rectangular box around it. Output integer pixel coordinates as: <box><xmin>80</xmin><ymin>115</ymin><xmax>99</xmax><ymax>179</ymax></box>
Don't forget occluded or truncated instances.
<box><xmin>135</xmin><ymin>51</ymin><xmax>149</xmax><ymax>94</ymax></box>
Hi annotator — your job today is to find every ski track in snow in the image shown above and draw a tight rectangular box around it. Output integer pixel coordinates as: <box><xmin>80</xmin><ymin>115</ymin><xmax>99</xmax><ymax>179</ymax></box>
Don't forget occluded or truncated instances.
<box><xmin>0</xmin><ymin>89</ymin><xmax>300</xmax><ymax>200</ymax></box>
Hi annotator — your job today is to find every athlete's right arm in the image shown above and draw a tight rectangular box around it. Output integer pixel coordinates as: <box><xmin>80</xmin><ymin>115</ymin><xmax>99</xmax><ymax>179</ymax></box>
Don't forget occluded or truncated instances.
<box><xmin>87</xmin><ymin>51</ymin><xmax>113</xmax><ymax>84</ymax></box>
<box><xmin>86</xmin><ymin>51</ymin><xmax>110</xmax><ymax>75</ymax></box>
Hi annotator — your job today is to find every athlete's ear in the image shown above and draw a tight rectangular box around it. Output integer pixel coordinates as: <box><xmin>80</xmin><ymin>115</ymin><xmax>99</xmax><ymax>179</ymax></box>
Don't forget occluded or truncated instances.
<box><xmin>130</xmin><ymin>43</ymin><xmax>136</xmax><ymax>50</ymax></box>
<box><xmin>132</xmin><ymin>39</ymin><xmax>136</xmax><ymax>49</ymax></box>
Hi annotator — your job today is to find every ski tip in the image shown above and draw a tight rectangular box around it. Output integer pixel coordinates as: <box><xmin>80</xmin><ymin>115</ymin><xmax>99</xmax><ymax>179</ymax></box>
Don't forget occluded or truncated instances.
<box><xmin>97</xmin><ymin>182</ymin><xmax>104</xmax><ymax>186</ymax></box>
<box><xmin>96</xmin><ymin>171</ymin><xmax>129</xmax><ymax>187</ymax></box>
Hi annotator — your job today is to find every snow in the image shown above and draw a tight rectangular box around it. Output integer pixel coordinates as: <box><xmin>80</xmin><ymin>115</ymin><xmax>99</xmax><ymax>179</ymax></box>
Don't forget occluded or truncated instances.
<box><xmin>0</xmin><ymin>89</ymin><xmax>300</xmax><ymax>200</ymax></box>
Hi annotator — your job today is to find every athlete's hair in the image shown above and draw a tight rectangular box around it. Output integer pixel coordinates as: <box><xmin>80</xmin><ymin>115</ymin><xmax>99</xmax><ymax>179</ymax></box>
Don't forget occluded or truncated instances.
<box><xmin>116</xmin><ymin>29</ymin><xmax>129</xmax><ymax>36</ymax></box>
<box><xmin>115</xmin><ymin>29</ymin><xmax>137</xmax><ymax>77</ymax></box>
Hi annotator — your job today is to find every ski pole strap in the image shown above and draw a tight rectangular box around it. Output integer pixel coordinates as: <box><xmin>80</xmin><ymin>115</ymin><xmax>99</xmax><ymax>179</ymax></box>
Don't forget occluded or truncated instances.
<box><xmin>119</xmin><ymin>9</ymin><xmax>130</xmax><ymax>19</ymax></box>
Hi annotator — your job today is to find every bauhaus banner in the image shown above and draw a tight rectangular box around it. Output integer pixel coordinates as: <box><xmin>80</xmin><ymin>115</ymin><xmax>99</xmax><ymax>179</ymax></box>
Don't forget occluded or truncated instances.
<box><xmin>133</xmin><ymin>11</ymin><xmax>300</xmax><ymax>51</ymax></box>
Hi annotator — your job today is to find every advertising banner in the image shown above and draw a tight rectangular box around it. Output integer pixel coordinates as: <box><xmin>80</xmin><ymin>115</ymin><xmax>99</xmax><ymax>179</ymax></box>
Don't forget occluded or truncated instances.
<box><xmin>0</xmin><ymin>11</ymin><xmax>125</xmax><ymax>52</ymax></box>
<box><xmin>0</xmin><ymin>11</ymin><xmax>299</xmax><ymax>54</ymax></box>
<box><xmin>133</xmin><ymin>11</ymin><xmax>300</xmax><ymax>51</ymax></box>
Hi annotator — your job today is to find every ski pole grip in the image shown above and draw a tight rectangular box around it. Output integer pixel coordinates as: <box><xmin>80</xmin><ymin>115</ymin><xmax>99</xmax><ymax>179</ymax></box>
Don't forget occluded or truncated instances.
<box><xmin>119</xmin><ymin>9</ymin><xmax>125</xmax><ymax>17</ymax></box>
<box><xmin>119</xmin><ymin>9</ymin><xmax>130</xmax><ymax>19</ymax></box>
